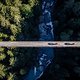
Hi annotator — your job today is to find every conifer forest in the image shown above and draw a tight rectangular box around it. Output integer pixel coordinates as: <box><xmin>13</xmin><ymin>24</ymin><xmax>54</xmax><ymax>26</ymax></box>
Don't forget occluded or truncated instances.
<box><xmin>0</xmin><ymin>0</ymin><xmax>80</xmax><ymax>80</ymax></box>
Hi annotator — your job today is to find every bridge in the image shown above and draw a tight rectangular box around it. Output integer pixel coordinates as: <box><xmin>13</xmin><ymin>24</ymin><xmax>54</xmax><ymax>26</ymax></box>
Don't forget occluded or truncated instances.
<box><xmin>0</xmin><ymin>41</ymin><xmax>80</xmax><ymax>47</ymax></box>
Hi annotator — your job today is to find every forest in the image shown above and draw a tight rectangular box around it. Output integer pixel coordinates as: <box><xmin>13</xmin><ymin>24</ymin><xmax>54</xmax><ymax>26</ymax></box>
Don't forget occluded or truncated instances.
<box><xmin>0</xmin><ymin>0</ymin><xmax>80</xmax><ymax>80</ymax></box>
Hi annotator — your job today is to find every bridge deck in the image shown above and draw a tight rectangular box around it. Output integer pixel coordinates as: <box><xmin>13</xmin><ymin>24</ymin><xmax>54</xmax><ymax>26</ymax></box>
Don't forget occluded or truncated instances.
<box><xmin>0</xmin><ymin>41</ymin><xmax>80</xmax><ymax>47</ymax></box>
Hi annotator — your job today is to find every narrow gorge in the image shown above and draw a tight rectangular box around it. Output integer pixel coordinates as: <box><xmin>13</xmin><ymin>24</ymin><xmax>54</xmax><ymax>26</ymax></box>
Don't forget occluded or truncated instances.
<box><xmin>24</xmin><ymin>0</ymin><xmax>55</xmax><ymax>80</ymax></box>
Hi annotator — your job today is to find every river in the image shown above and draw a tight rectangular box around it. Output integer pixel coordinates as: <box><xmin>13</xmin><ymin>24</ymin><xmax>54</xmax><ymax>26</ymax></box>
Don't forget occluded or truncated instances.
<box><xmin>24</xmin><ymin>0</ymin><xmax>55</xmax><ymax>80</ymax></box>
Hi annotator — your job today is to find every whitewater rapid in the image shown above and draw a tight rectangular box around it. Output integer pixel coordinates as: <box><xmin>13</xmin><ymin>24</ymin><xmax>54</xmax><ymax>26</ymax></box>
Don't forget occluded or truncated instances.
<box><xmin>24</xmin><ymin>0</ymin><xmax>55</xmax><ymax>80</ymax></box>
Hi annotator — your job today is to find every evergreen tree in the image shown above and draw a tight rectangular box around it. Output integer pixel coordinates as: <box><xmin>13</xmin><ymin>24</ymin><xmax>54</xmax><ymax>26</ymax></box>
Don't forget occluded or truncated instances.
<box><xmin>0</xmin><ymin>0</ymin><xmax>40</xmax><ymax>80</ymax></box>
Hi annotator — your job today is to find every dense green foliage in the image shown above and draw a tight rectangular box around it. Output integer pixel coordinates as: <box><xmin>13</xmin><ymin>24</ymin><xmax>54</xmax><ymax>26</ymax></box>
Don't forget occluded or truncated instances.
<box><xmin>0</xmin><ymin>0</ymin><xmax>80</xmax><ymax>80</ymax></box>
<box><xmin>0</xmin><ymin>0</ymin><xmax>40</xmax><ymax>80</ymax></box>
<box><xmin>53</xmin><ymin>0</ymin><xmax>80</xmax><ymax>41</ymax></box>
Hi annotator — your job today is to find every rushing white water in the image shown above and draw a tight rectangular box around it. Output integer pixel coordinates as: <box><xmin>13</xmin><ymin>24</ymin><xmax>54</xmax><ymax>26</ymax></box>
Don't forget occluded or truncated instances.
<box><xmin>24</xmin><ymin>0</ymin><xmax>55</xmax><ymax>80</ymax></box>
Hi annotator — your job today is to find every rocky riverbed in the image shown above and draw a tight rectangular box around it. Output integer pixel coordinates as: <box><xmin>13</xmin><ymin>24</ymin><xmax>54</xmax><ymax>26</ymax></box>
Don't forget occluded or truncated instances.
<box><xmin>24</xmin><ymin>0</ymin><xmax>55</xmax><ymax>80</ymax></box>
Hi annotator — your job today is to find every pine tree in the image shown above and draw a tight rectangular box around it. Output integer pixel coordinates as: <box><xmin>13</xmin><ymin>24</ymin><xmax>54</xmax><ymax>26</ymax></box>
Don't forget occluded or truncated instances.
<box><xmin>0</xmin><ymin>0</ymin><xmax>40</xmax><ymax>80</ymax></box>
